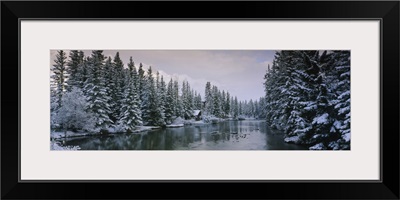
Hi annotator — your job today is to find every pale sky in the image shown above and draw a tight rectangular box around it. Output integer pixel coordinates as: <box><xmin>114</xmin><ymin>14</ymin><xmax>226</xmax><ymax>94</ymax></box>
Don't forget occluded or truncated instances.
<box><xmin>51</xmin><ymin>50</ymin><xmax>276</xmax><ymax>101</ymax></box>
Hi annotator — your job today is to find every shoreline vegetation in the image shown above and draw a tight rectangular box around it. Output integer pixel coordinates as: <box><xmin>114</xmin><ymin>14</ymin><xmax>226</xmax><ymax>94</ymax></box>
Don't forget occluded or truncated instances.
<box><xmin>51</xmin><ymin>50</ymin><xmax>350</xmax><ymax>150</ymax></box>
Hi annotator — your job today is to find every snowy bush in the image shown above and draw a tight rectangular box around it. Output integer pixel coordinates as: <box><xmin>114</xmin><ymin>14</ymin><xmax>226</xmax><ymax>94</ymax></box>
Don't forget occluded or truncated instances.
<box><xmin>53</xmin><ymin>87</ymin><xmax>96</xmax><ymax>133</ymax></box>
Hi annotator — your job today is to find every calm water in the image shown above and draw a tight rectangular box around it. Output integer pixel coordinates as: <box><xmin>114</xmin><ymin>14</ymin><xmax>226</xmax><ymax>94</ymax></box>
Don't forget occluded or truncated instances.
<box><xmin>63</xmin><ymin>120</ymin><xmax>308</xmax><ymax>150</ymax></box>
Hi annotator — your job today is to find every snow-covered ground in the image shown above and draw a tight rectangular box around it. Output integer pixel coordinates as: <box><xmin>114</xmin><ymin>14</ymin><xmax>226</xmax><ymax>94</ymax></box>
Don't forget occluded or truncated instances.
<box><xmin>51</xmin><ymin>131</ymin><xmax>94</xmax><ymax>139</ymax></box>
<box><xmin>50</xmin><ymin>141</ymin><xmax>80</xmax><ymax>150</ymax></box>
<box><xmin>166</xmin><ymin>124</ymin><xmax>184</xmax><ymax>128</ymax></box>
<box><xmin>167</xmin><ymin>116</ymin><xmax>215</xmax><ymax>128</ymax></box>
<box><xmin>51</xmin><ymin>126</ymin><xmax>161</xmax><ymax>140</ymax></box>
<box><xmin>132</xmin><ymin>126</ymin><xmax>160</xmax><ymax>132</ymax></box>
<box><xmin>50</xmin><ymin>126</ymin><xmax>163</xmax><ymax>150</ymax></box>
<box><xmin>192</xmin><ymin>120</ymin><xmax>208</xmax><ymax>125</ymax></box>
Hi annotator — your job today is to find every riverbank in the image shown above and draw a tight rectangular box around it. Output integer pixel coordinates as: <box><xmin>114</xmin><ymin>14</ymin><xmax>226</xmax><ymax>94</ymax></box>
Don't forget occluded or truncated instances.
<box><xmin>50</xmin><ymin>126</ymin><xmax>161</xmax><ymax>140</ymax></box>
<box><xmin>60</xmin><ymin>120</ymin><xmax>308</xmax><ymax>150</ymax></box>
<box><xmin>50</xmin><ymin>140</ymin><xmax>81</xmax><ymax>150</ymax></box>
<box><xmin>50</xmin><ymin>117</ymin><xmax>253</xmax><ymax>141</ymax></box>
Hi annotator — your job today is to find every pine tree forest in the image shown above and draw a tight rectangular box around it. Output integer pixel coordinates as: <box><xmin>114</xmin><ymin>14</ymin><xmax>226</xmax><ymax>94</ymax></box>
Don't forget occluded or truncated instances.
<box><xmin>51</xmin><ymin>50</ymin><xmax>350</xmax><ymax>150</ymax></box>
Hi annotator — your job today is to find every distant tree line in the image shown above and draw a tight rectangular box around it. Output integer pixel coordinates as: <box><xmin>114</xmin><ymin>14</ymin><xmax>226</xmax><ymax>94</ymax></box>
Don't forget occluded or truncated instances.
<box><xmin>203</xmin><ymin>81</ymin><xmax>267</xmax><ymax>119</ymax></box>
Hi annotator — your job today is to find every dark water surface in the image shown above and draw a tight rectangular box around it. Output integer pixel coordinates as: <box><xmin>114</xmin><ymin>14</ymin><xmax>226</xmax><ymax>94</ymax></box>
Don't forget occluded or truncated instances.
<box><xmin>63</xmin><ymin>120</ymin><xmax>308</xmax><ymax>150</ymax></box>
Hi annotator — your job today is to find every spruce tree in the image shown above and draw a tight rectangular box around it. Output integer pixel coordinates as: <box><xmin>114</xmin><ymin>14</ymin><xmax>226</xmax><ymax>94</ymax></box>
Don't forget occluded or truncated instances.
<box><xmin>190</xmin><ymin>89</ymin><xmax>195</xmax><ymax>111</ymax></box>
<box><xmin>155</xmin><ymin>71</ymin><xmax>166</xmax><ymax>125</ymax></box>
<box><xmin>173</xmin><ymin>80</ymin><xmax>182</xmax><ymax>117</ymax></box>
<box><xmin>204</xmin><ymin>82</ymin><xmax>213</xmax><ymax>115</ymax></box>
<box><xmin>66</xmin><ymin>50</ymin><xmax>84</xmax><ymax>90</ymax></box>
<box><xmin>233</xmin><ymin>97</ymin><xmax>239</xmax><ymax>119</ymax></box>
<box><xmin>225</xmin><ymin>92</ymin><xmax>230</xmax><ymax>117</ymax></box>
<box><xmin>51</xmin><ymin>50</ymin><xmax>68</xmax><ymax>109</ymax></box>
<box><xmin>84</xmin><ymin>50</ymin><xmax>113</xmax><ymax>132</ymax></box>
<box><xmin>142</xmin><ymin>67</ymin><xmax>165</xmax><ymax>126</ymax></box>
<box><xmin>195</xmin><ymin>92</ymin><xmax>202</xmax><ymax>110</ymax></box>
<box><xmin>164</xmin><ymin>78</ymin><xmax>175</xmax><ymax>124</ymax></box>
<box><xmin>103</xmin><ymin>57</ymin><xmax>118</xmax><ymax>124</ymax></box>
<box><xmin>138</xmin><ymin>63</ymin><xmax>147</xmax><ymax>118</ymax></box>
<box><xmin>258</xmin><ymin>97</ymin><xmax>266</xmax><ymax>119</ymax></box>
<box><xmin>239</xmin><ymin>101</ymin><xmax>242</xmax><ymax>116</ymax></box>
<box><xmin>141</xmin><ymin>67</ymin><xmax>152</xmax><ymax>124</ymax></box>
<box><xmin>159</xmin><ymin>75</ymin><xmax>167</xmax><ymax>123</ymax></box>
<box><xmin>248</xmin><ymin>99</ymin><xmax>254</xmax><ymax>117</ymax></box>
<box><xmin>212</xmin><ymin>85</ymin><xmax>221</xmax><ymax>117</ymax></box>
<box><xmin>263</xmin><ymin>50</ymin><xmax>350</xmax><ymax>149</ymax></box>
<box><xmin>221</xmin><ymin>90</ymin><xmax>226</xmax><ymax>118</ymax></box>
<box><xmin>112</xmin><ymin>52</ymin><xmax>125</xmax><ymax>123</ymax></box>
<box><xmin>230</xmin><ymin>97</ymin><xmax>234</xmax><ymax>117</ymax></box>
<box><xmin>182</xmin><ymin>81</ymin><xmax>193</xmax><ymax>119</ymax></box>
<box><xmin>330</xmin><ymin>50</ymin><xmax>351</xmax><ymax>149</ymax></box>
<box><xmin>118</xmin><ymin>57</ymin><xmax>142</xmax><ymax>132</ymax></box>
<box><xmin>254</xmin><ymin>100</ymin><xmax>259</xmax><ymax>118</ymax></box>
<box><xmin>75</xmin><ymin>54</ymin><xmax>88</xmax><ymax>90</ymax></box>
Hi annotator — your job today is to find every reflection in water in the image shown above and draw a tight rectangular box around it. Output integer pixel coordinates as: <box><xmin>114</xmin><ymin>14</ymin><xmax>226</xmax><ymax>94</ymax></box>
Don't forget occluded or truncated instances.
<box><xmin>63</xmin><ymin>120</ymin><xmax>308</xmax><ymax>150</ymax></box>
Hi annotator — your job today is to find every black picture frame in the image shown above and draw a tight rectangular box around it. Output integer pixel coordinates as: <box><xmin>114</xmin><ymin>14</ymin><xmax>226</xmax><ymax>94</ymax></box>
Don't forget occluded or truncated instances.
<box><xmin>2</xmin><ymin>1</ymin><xmax>399</xmax><ymax>199</ymax></box>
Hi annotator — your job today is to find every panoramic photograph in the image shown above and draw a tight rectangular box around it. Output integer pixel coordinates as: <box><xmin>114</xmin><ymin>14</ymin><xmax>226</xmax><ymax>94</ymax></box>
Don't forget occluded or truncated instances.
<box><xmin>50</xmin><ymin>50</ymin><xmax>350</xmax><ymax>150</ymax></box>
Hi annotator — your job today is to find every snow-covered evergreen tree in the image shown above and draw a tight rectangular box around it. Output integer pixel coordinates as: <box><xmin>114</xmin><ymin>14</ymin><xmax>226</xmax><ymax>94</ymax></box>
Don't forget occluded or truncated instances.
<box><xmin>254</xmin><ymin>100</ymin><xmax>259</xmax><ymax>118</ymax></box>
<box><xmin>112</xmin><ymin>52</ymin><xmax>125</xmax><ymax>124</ymax></box>
<box><xmin>224</xmin><ymin>92</ymin><xmax>230</xmax><ymax>117</ymax></box>
<box><xmin>190</xmin><ymin>89</ymin><xmax>195</xmax><ymax>114</ymax></box>
<box><xmin>141</xmin><ymin>67</ymin><xmax>152</xmax><ymax>124</ymax></box>
<box><xmin>138</xmin><ymin>63</ymin><xmax>147</xmax><ymax>118</ymax></box>
<box><xmin>51</xmin><ymin>50</ymin><xmax>68</xmax><ymax>109</ymax></box>
<box><xmin>181</xmin><ymin>81</ymin><xmax>194</xmax><ymax>119</ymax></box>
<box><xmin>164</xmin><ymin>78</ymin><xmax>175</xmax><ymax>124</ymax></box>
<box><xmin>304</xmin><ymin>51</ymin><xmax>337</xmax><ymax>149</ymax></box>
<box><xmin>173</xmin><ymin>80</ymin><xmax>182</xmax><ymax>117</ymax></box>
<box><xmin>66</xmin><ymin>50</ymin><xmax>84</xmax><ymax>90</ymax></box>
<box><xmin>257</xmin><ymin>97</ymin><xmax>267</xmax><ymax>119</ymax></box>
<box><xmin>117</xmin><ymin>57</ymin><xmax>142</xmax><ymax>132</ymax></box>
<box><xmin>238</xmin><ymin>101</ymin><xmax>243</xmax><ymax>116</ymax></box>
<box><xmin>75</xmin><ymin>54</ymin><xmax>88</xmax><ymax>90</ymax></box>
<box><xmin>264</xmin><ymin>50</ymin><xmax>351</xmax><ymax>150</ymax></box>
<box><xmin>103</xmin><ymin>57</ymin><xmax>118</xmax><ymax>124</ymax></box>
<box><xmin>141</xmin><ymin>67</ymin><xmax>165</xmax><ymax>126</ymax></box>
<box><xmin>229</xmin><ymin>97</ymin><xmax>234</xmax><ymax>117</ymax></box>
<box><xmin>155</xmin><ymin>71</ymin><xmax>166</xmax><ymax>124</ymax></box>
<box><xmin>212</xmin><ymin>85</ymin><xmax>222</xmax><ymax>117</ymax></box>
<box><xmin>204</xmin><ymin>82</ymin><xmax>213</xmax><ymax>115</ymax></box>
<box><xmin>233</xmin><ymin>96</ymin><xmax>239</xmax><ymax>119</ymax></box>
<box><xmin>84</xmin><ymin>50</ymin><xmax>113</xmax><ymax>132</ymax></box>
<box><xmin>221</xmin><ymin>90</ymin><xmax>226</xmax><ymax>118</ymax></box>
<box><xmin>159</xmin><ymin>75</ymin><xmax>167</xmax><ymax>123</ymax></box>
<box><xmin>284</xmin><ymin>51</ymin><xmax>321</xmax><ymax>144</ymax></box>
<box><xmin>248</xmin><ymin>99</ymin><xmax>254</xmax><ymax>117</ymax></box>
<box><xmin>50</xmin><ymin>90</ymin><xmax>59</xmax><ymax>130</ymax></box>
<box><xmin>329</xmin><ymin>50</ymin><xmax>351</xmax><ymax>149</ymax></box>
<box><xmin>194</xmin><ymin>92</ymin><xmax>202</xmax><ymax>110</ymax></box>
